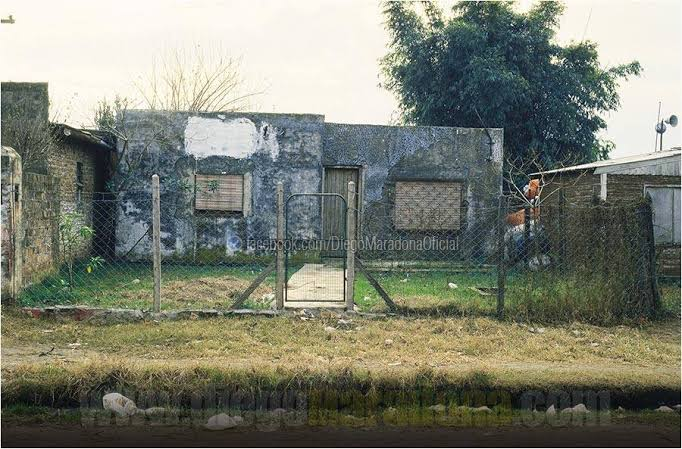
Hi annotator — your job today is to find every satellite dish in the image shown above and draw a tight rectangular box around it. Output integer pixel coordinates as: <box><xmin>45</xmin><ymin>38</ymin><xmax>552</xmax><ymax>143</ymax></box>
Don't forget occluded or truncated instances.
<box><xmin>666</xmin><ymin>115</ymin><xmax>678</xmax><ymax>127</ymax></box>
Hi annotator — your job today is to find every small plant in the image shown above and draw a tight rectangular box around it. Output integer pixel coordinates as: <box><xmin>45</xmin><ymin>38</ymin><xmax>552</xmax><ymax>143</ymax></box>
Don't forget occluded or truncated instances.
<box><xmin>59</xmin><ymin>212</ymin><xmax>94</xmax><ymax>290</ymax></box>
<box><xmin>177</xmin><ymin>179</ymin><xmax>193</xmax><ymax>192</ymax></box>
<box><xmin>205</xmin><ymin>180</ymin><xmax>219</xmax><ymax>193</ymax></box>
<box><xmin>86</xmin><ymin>256</ymin><xmax>104</xmax><ymax>274</ymax></box>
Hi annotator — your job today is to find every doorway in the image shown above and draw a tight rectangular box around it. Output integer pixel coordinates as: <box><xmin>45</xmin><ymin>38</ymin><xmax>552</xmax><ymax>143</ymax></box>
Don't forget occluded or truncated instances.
<box><xmin>322</xmin><ymin>166</ymin><xmax>361</xmax><ymax>254</ymax></box>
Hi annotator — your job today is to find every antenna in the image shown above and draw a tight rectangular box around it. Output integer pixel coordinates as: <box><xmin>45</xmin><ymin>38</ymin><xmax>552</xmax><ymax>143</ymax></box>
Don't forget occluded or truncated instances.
<box><xmin>655</xmin><ymin>104</ymin><xmax>678</xmax><ymax>151</ymax></box>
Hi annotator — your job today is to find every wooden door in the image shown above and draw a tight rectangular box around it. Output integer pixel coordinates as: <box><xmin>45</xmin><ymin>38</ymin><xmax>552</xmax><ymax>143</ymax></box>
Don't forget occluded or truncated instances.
<box><xmin>322</xmin><ymin>167</ymin><xmax>360</xmax><ymax>244</ymax></box>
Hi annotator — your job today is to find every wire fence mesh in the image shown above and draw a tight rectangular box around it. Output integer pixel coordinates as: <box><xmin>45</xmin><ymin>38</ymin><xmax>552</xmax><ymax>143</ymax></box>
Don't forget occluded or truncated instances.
<box><xmin>12</xmin><ymin>180</ymin><xmax>677</xmax><ymax>323</ymax></box>
<box><xmin>283</xmin><ymin>193</ymin><xmax>348</xmax><ymax>306</ymax></box>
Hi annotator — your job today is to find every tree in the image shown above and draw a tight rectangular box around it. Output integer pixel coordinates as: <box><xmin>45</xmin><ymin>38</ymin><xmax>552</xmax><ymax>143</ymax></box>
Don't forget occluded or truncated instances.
<box><xmin>134</xmin><ymin>44</ymin><xmax>261</xmax><ymax>113</ymax></box>
<box><xmin>93</xmin><ymin>45</ymin><xmax>261</xmax><ymax>192</ymax></box>
<box><xmin>381</xmin><ymin>1</ymin><xmax>641</xmax><ymax>168</ymax></box>
<box><xmin>93</xmin><ymin>95</ymin><xmax>172</xmax><ymax>192</ymax></box>
<box><xmin>1</xmin><ymin>107</ymin><xmax>60</xmax><ymax>173</ymax></box>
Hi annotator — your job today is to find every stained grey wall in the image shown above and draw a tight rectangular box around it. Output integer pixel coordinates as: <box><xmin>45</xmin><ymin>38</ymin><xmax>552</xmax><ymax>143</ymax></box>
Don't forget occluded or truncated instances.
<box><xmin>323</xmin><ymin>123</ymin><xmax>503</xmax><ymax>260</ymax></box>
<box><xmin>115</xmin><ymin>111</ymin><xmax>325</xmax><ymax>258</ymax></box>
<box><xmin>114</xmin><ymin>111</ymin><xmax>503</xmax><ymax>260</ymax></box>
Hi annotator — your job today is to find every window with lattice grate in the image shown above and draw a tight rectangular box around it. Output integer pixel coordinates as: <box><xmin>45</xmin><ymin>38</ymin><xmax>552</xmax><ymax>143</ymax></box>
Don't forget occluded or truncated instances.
<box><xmin>394</xmin><ymin>181</ymin><xmax>462</xmax><ymax>230</ymax></box>
<box><xmin>195</xmin><ymin>174</ymin><xmax>244</xmax><ymax>212</ymax></box>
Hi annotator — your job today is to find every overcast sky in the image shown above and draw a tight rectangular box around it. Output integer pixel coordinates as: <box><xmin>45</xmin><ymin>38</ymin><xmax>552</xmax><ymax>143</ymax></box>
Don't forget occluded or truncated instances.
<box><xmin>1</xmin><ymin>0</ymin><xmax>680</xmax><ymax>157</ymax></box>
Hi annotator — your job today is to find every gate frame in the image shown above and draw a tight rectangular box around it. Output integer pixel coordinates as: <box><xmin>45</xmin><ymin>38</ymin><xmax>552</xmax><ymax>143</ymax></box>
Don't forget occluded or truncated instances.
<box><xmin>283</xmin><ymin>192</ymin><xmax>348</xmax><ymax>304</ymax></box>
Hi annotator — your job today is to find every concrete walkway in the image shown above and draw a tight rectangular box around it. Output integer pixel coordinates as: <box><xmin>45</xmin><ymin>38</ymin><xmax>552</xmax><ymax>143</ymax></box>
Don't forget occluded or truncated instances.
<box><xmin>284</xmin><ymin>263</ymin><xmax>346</xmax><ymax>309</ymax></box>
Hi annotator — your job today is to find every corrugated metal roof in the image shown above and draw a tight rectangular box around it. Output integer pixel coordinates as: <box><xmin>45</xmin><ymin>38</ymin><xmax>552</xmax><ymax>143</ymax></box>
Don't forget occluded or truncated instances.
<box><xmin>532</xmin><ymin>148</ymin><xmax>681</xmax><ymax>175</ymax></box>
<box><xmin>52</xmin><ymin>123</ymin><xmax>114</xmax><ymax>151</ymax></box>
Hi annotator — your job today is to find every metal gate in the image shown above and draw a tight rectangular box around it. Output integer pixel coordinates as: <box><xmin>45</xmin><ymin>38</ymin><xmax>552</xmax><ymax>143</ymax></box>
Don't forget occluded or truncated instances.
<box><xmin>284</xmin><ymin>193</ymin><xmax>347</xmax><ymax>304</ymax></box>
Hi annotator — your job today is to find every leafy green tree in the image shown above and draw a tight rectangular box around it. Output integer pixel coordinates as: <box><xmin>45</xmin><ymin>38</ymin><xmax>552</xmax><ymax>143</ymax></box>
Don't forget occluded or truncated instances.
<box><xmin>381</xmin><ymin>1</ymin><xmax>641</xmax><ymax>167</ymax></box>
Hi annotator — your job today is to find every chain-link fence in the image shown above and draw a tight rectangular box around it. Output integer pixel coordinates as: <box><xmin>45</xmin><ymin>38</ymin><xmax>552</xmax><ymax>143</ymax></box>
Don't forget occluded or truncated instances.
<box><xmin>355</xmin><ymin>180</ymin><xmax>501</xmax><ymax>316</ymax></box>
<box><xmin>17</xmin><ymin>186</ymin><xmax>277</xmax><ymax>311</ymax></box>
<box><xmin>501</xmin><ymin>200</ymin><xmax>662</xmax><ymax>324</ymax></box>
<box><xmin>13</xmin><ymin>179</ymin><xmax>675</xmax><ymax>323</ymax></box>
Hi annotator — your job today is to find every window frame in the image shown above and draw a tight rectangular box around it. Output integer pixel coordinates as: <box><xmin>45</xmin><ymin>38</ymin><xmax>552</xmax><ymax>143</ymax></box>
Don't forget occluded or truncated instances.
<box><xmin>194</xmin><ymin>173</ymin><xmax>245</xmax><ymax>214</ymax></box>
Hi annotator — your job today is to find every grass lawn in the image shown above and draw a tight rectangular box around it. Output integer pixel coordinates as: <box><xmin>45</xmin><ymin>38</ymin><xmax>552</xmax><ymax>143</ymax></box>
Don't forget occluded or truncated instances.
<box><xmin>18</xmin><ymin>262</ymin><xmax>276</xmax><ymax>311</ymax></box>
<box><xmin>355</xmin><ymin>270</ymin><xmax>681</xmax><ymax>323</ymax></box>
<box><xmin>17</xmin><ymin>260</ymin><xmax>680</xmax><ymax>325</ymax></box>
<box><xmin>2</xmin><ymin>311</ymin><xmax>680</xmax><ymax>408</ymax></box>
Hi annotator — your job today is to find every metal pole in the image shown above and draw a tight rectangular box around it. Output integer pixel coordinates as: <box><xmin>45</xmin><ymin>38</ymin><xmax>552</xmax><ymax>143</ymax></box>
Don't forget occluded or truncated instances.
<box><xmin>345</xmin><ymin>181</ymin><xmax>356</xmax><ymax>311</ymax></box>
<box><xmin>275</xmin><ymin>182</ymin><xmax>285</xmax><ymax>310</ymax></box>
<box><xmin>152</xmin><ymin>174</ymin><xmax>161</xmax><ymax>313</ymax></box>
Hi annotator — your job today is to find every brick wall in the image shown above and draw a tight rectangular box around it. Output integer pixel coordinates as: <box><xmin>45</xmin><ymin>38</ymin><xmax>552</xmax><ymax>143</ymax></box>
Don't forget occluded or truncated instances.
<box><xmin>21</xmin><ymin>172</ymin><xmax>61</xmax><ymax>285</ymax></box>
<box><xmin>606</xmin><ymin>174</ymin><xmax>680</xmax><ymax>204</ymax></box>
<box><xmin>48</xmin><ymin>139</ymin><xmax>102</xmax><ymax>219</ymax></box>
<box><xmin>538</xmin><ymin>173</ymin><xmax>602</xmax><ymax>206</ymax></box>
<box><xmin>18</xmin><ymin>138</ymin><xmax>108</xmax><ymax>287</ymax></box>
<box><xmin>540</xmin><ymin>171</ymin><xmax>681</xmax><ymax>278</ymax></box>
<box><xmin>540</xmin><ymin>172</ymin><xmax>681</xmax><ymax>205</ymax></box>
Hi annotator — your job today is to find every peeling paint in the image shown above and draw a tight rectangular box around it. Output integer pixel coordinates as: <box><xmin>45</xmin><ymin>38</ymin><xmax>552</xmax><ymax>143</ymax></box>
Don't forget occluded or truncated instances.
<box><xmin>184</xmin><ymin>116</ymin><xmax>279</xmax><ymax>160</ymax></box>
<box><xmin>116</xmin><ymin>111</ymin><xmax>502</xmax><ymax>259</ymax></box>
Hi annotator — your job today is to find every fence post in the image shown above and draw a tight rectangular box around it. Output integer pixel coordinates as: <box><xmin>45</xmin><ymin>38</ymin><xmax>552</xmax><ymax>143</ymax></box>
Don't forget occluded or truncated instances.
<box><xmin>559</xmin><ymin>189</ymin><xmax>566</xmax><ymax>264</ymax></box>
<box><xmin>346</xmin><ymin>181</ymin><xmax>356</xmax><ymax>311</ymax></box>
<box><xmin>639</xmin><ymin>198</ymin><xmax>661</xmax><ymax>312</ymax></box>
<box><xmin>275</xmin><ymin>182</ymin><xmax>285</xmax><ymax>310</ymax></box>
<box><xmin>151</xmin><ymin>174</ymin><xmax>161</xmax><ymax>313</ymax></box>
<box><xmin>523</xmin><ymin>204</ymin><xmax>531</xmax><ymax>262</ymax></box>
<box><xmin>497</xmin><ymin>194</ymin><xmax>507</xmax><ymax>319</ymax></box>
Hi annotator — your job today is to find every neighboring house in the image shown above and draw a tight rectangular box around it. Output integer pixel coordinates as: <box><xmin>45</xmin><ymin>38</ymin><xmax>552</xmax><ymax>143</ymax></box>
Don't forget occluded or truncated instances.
<box><xmin>533</xmin><ymin>148</ymin><xmax>681</xmax><ymax>276</ymax></box>
<box><xmin>1</xmin><ymin>82</ymin><xmax>114</xmax><ymax>295</ymax></box>
<box><xmin>115</xmin><ymin>111</ymin><xmax>504</xmax><ymax>260</ymax></box>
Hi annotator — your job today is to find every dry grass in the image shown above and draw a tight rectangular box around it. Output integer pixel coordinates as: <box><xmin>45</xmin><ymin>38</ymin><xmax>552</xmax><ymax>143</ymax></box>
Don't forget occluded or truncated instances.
<box><xmin>2</xmin><ymin>311</ymin><xmax>679</xmax><ymax>406</ymax></box>
<box><xmin>119</xmin><ymin>275</ymin><xmax>274</xmax><ymax>309</ymax></box>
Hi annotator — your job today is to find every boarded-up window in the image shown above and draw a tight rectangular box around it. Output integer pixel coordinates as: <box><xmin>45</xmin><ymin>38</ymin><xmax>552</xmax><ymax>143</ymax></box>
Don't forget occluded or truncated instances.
<box><xmin>195</xmin><ymin>174</ymin><xmax>244</xmax><ymax>212</ymax></box>
<box><xmin>394</xmin><ymin>181</ymin><xmax>462</xmax><ymax>230</ymax></box>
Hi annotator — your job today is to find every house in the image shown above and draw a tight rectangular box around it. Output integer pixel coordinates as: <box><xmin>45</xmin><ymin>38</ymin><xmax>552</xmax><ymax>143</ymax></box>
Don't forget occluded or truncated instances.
<box><xmin>114</xmin><ymin>110</ymin><xmax>504</xmax><ymax>261</ymax></box>
<box><xmin>533</xmin><ymin>148</ymin><xmax>681</xmax><ymax>276</ymax></box>
<box><xmin>0</xmin><ymin>82</ymin><xmax>115</xmax><ymax>295</ymax></box>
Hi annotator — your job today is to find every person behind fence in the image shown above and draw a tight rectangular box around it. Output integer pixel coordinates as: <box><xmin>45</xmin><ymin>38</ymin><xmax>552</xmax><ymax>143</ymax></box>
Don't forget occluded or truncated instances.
<box><xmin>504</xmin><ymin>179</ymin><xmax>550</xmax><ymax>269</ymax></box>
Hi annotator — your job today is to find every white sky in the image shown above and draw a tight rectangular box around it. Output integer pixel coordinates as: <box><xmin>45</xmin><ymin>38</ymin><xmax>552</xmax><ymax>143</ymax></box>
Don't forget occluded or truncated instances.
<box><xmin>1</xmin><ymin>0</ymin><xmax>680</xmax><ymax>157</ymax></box>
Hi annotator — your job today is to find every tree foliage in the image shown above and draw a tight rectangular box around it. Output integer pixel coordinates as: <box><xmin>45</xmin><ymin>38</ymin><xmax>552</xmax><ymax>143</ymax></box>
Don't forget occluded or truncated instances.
<box><xmin>1</xmin><ymin>104</ymin><xmax>60</xmax><ymax>173</ymax></box>
<box><xmin>381</xmin><ymin>1</ymin><xmax>641</xmax><ymax>167</ymax></box>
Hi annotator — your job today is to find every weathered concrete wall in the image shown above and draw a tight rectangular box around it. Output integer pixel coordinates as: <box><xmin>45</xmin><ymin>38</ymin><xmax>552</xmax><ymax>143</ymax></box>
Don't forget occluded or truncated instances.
<box><xmin>116</xmin><ymin>111</ymin><xmax>325</xmax><ymax>258</ymax></box>
<box><xmin>1</xmin><ymin>146</ymin><xmax>23</xmax><ymax>301</ymax></box>
<box><xmin>0</xmin><ymin>82</ymin><xmax>49</xmax><ymax>124</ymax></box>
<box><xmin>323</xmin><ymin>123</ymin><xmax>503</xmax><ymax>261</ymax></box>
<box><xmin>114</xmin><ymin>111</ymin><xmax>503</xmax><ymax>259</ymax></box>
<box><xmin>323</xmin><ymin>123</ymin><xmax>503</xmax><ymax>215</ymax></box>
